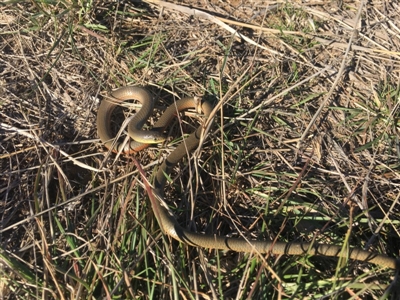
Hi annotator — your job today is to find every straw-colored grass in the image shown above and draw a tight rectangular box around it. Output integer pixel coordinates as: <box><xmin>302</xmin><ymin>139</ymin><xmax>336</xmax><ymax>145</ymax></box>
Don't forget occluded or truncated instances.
<box><xmin>1</xmin><ymin>0</ymin><xmax>399</xmax><ymax>299</ymax></box>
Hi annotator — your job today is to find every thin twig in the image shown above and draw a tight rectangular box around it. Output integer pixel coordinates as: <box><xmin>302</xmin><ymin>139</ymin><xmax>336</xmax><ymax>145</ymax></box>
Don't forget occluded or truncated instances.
<box><xmin>297</xmin><ymin>1</ymin><xmax>366</xmax><ymax>147</ymax></box>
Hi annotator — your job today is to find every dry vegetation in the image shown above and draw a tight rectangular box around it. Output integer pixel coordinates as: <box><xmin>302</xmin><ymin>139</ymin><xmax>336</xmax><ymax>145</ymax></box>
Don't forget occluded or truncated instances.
<box><xmin>1</xmin><ymin>0</ymin><xmax>400</xmax><ymax>299</ymax></box>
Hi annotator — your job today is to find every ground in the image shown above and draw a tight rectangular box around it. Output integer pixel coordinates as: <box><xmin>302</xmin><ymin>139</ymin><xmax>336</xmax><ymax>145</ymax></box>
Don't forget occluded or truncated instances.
<box><xmin>1</xmin><ymin>0</ymin><xmax>400</xmax><ymax>299</ymax></box>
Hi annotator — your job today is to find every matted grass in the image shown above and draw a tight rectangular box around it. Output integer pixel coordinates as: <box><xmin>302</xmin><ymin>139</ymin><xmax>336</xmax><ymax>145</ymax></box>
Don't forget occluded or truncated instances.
<box><xmin>1</xmin><ymin>0</ymin><xmax>400</xmax><ymax>299</ymax></box>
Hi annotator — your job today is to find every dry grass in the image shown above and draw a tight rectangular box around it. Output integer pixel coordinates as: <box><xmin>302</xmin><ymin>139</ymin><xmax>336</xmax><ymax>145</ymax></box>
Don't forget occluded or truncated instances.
<box><xmin>1</xmin><ymin>0</ymin><xmax>400</xmax><ymax>299</ymax></box>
